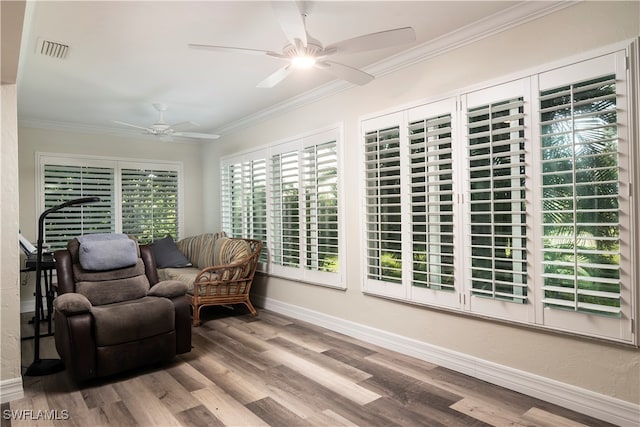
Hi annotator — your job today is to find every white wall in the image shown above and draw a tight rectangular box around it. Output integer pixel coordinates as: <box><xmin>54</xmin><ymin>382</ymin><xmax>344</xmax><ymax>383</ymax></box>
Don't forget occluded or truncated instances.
<box><xmin>1</xmin><ymin>84</ymin><xmax>24</xmax><ymax>402</ymax></box>
<box><xmin>203</xmin><ymin>0</ymin><xmax>640</xmax><ymax>408</ymax></box>
<box><xmin>17</xmin><ymin>127</ymin><xmax>207</xmax><ymax>305</ymax></box>
<box><xmin>1</xmin><ymin>0</ymin><xmax>26</xmax><ymax>403</ymax></box>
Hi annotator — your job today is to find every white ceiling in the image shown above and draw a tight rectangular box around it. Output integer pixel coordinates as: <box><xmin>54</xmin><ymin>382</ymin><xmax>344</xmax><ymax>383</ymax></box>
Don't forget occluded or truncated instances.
<box><xmin>16</xmin><ymin>1</ymin><xmax>570</xmax><ymax>141</ymax></box>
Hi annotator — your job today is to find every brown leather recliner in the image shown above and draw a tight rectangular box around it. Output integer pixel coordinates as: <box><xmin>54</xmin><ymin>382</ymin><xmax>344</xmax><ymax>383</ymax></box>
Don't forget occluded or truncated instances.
<box><xmin>53</xmin><ymin>236</ymin><xmax>191</xmax><ymax>382</ymax></box>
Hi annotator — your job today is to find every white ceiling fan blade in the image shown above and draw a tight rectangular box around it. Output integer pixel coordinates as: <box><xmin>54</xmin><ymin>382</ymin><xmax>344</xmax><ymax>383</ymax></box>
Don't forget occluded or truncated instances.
<box><xmin>326</xmin><ymin>27</ymin><xmax>416</xmax><ymax>55</ymax></box>
<box><xmin>317</xmin><ymin>61</ymin><xmax>374</xmax><ymax>86</ymax></box>
<box><xmin>257</xmin><ymin>65</ymin><xmax>293</xmax><ymax>88</ymax></box>
<box><xmin>170</xmin><ymin>121</ymin><xmax>198</xmax><ymax>131</ymax></box>
<box><xmin>112</xmin><ymin>120</ymin><xmax>151</xmax><ymax>132</ymax></box>
<box><xmin>188</xmin><ymin>43</ymin><xmax>279</xmax><ymax>57</ymax></box>
<box><xmin>271</xmin><ymin>1</ymin><xmax>307</xmax><ymax>48</ymax></box>
<box><xmin>172</xmin><ymin>131</ymin><xmax>220</xmax><ymax>140</ymax></box>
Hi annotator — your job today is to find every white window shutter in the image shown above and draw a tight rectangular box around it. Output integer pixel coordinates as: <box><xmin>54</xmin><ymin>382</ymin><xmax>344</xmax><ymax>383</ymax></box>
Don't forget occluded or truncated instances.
<box><xmin>464</xmin><ymin>79</ymin><xmax>532</xmax><ymax>323</ymax></box>
<box><xmin>302</xmin><ymin>141</ymin><xmax>339</xmax><ymax>274</ymax></box>
<box><xmin>535</xmin><ymin>51</ymin><xmax>632</xmax><ymax>342</ymax></box>
<box><xmin>364</xmin><ymin>125</ymin><xmax>403</xmax><ymax>284</ymax></box>
<box><xmin>121</xmin><ymin>168</ymin><xmax>179</xmax><ymax>243</ymax></box>
<box><xmin>43</xmin><ymin>164</ymin><xmax>115</xmax><ymax>250</ymax></box>
<box><xmin>221</xmin><ymin>155</ymin><xmax>268</xmax><ymax>266</ymax></box>
<box><xmin>41</xmin><ymin>156</ymin><xmax>182</xmax><ymax>250</ymax></box>
<box><xmin>407</xmin><ymin>98</ymin><xmax>460</xmax><ymax>309</ymax></box>
<box><xmin>270</xmin><ymin>150</ymin><xmax>301</xmax><ymax>269</ymax></box>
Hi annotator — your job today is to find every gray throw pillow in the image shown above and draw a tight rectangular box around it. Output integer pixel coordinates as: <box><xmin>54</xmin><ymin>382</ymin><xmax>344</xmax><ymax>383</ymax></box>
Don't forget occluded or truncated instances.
<box><xmin>150</xmin><ymin>235</ymin><xmax>192</xmax><ymax>268</ymax></box>
<box><xmin>79</xmin><ymin>238</ymin><xmax>138</xmax><ymax>271</ymax></box>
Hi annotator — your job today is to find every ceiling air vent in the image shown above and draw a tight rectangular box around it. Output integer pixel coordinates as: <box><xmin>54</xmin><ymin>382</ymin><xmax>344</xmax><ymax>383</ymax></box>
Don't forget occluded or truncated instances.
<box><xmin>38</xmin><ymin>39</ymin><xmax>69</xmax><ymax>59</ymax></box>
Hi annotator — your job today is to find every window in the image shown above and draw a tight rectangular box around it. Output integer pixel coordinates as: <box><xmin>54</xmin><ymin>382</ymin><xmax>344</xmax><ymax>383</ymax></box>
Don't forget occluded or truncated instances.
<box><xmin>302</xmin><ymin>142</ymin><xmax>339</xmax><ymax>274</ymax></box>
<box><xmin>361</xmin><ymin>49</ymin><xmax>635</xmax><ymax>343</ymax></box>
<box><xmin>221</xmin><ymin>153</ymin><xmax>268</xmax><ymax>264</ymax></box>
<box><xmin>533</xmin><ymin>52</ymin><xmax>632</xmax><ymax>341</ymax></box>
<box><xmin>121</xmin><ymin>167</ymin><xmax>179</xmax><ymax>242</ymax></box>
<box><xmin>363</xmin><ymin>100</ymin><xmax>461</xmax><ymax>308</ymax></box>
<box><xmin>271</xmin><ymin>150</ymin><xmax>301</xmax><ymax>269</ymax></box>
<box><xmin>540</xmin><ymin>75</ymin><xmax>620</xmax><ymax>314</ymax></box>
<box><xmin>221</xmin><ymin>127</ymin><xmax>344</xmax><ymax>288</ymax></box>
<box><xmin>364</xmin><ymin>120</ymin><xmax>403</xmax><ymax>288</ymax></box>
<box><xmin>38</xmin><ymin>154</ymin><xmax>183</xmax><ymax>250</ymax></box>
<box><xmin>42</xmin><ymin>163</ymin><xmax>115</xmax><ymax>250</ymax></box>
<box><xmin>464</xmin><ymin>80</ymin><xmax>532</xmax><ymax>322</ymax></box>
<box><xmin>408</xmin><ymin>100</ymin><xmax>459</xmax><ymax>308</ymax></box>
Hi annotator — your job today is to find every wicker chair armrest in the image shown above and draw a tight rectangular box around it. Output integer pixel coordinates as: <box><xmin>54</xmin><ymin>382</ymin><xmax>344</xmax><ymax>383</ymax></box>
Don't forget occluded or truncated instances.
<box><xmin>197</xmin><ymin>260</ymin><xmax>248</xmax><ymax>276</ymax></box>
<box><xmin>196</xmin><ymin>239</ymin><xmax>262</xmax><ymax>277</ymax></box>
<box><xmin>191</xmin><ymin>239</ymin><xmax>262</xmax><ymax>298</ymax></box>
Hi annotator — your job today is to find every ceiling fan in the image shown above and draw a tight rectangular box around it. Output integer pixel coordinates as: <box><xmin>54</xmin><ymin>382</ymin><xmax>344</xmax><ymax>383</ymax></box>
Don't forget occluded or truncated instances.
<box><xmin>112</xmin><ymin>103</ymin><xmax>220</xmax><ymax>140</ymax></box>
<box><xmin>188</xmin><ymin>1</ymin><xmax>416</xmax><ymax>88</ymax></box>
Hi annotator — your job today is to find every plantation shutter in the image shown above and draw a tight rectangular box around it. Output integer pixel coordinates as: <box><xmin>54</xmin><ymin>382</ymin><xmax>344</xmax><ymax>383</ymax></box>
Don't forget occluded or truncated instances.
<box><xmin>270</xmin><ymin>150</ymin><xmax>300</xmax><ymax>269</ymax></box>
<box><xmin>408</xmin><ymin>110</ymin><xmax>455</xmax><ymax>294</ymax></box>
<box><xmin>221</xmin><ymin>162</ymin><xmax>244</xmax><ymax>237</ymax></box>
<box><xmin>536</xmin><ymin>51</ymin><xmax>631</xmax><ymax>341</ymax></box>
<box><xmin>244</xmin><ymin>159</ymin><xmax>268</xmax><ymax>249</ymax></box>
<box><xmin>364</xmin><ymin>119</ymin><xmax>403</xmax><ymax>287</ymax></box>
<box><xmin>539</xmin><ymin>75</ymin><xmax>620</xmax><ymax>314</ymax></box>
<box><xmin>121</xmin><ymin>168</ymin><xmax>179</xmax><ymax>243</ymax></box>
<box><xmin>221</xmin><ymin>154</ymin><xmax>268</xmax><ymax>266</ymax></box>
<box><xmin>356</xmin><ymin>49</ymin><xmax>633</xmax><ymax>342</ymax></box>
<box><xmin>302</xmin><ymin>141</ymin><xmax>339</xmax><ymax>274</ymax></box>
<box><xmin>464</xmin><ymin>79</ymin><xmax>531</xmax><ymax>321</ymax></box>
<box><xmin>43</xmin><ymin>164</ymin><xmax>115</xmax><ymax>250</ymax></box>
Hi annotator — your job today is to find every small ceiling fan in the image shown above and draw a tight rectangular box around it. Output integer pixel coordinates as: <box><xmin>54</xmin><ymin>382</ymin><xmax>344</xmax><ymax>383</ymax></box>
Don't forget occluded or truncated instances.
<box><xmin>188</xmin><ymin>1</ymin><xmax>416</xmax><ymax>88</ymax></box>
<box><xmin>112</xmin><ymin>103</ymin><xmax>220</xmax><ymax>140</ymax></box>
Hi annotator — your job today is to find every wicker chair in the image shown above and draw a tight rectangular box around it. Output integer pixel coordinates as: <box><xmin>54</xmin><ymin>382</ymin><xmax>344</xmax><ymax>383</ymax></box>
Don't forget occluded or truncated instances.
<box><xmin>187</xmin><ymin>238</ymin><xmax>262</xmax><ymax>326</ymax></box>
<box><xmin>158</xmin><ymin>236</ymin><xmax>262</xmax><ymax>326</ymax></box>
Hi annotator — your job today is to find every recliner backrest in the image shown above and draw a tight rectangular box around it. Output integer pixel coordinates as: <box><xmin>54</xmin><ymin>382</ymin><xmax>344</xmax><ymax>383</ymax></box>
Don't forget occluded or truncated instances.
<box><xmin>66</xmin><ymin>236</ymin><xmax>150</xmax><ymax>306</ymax></box>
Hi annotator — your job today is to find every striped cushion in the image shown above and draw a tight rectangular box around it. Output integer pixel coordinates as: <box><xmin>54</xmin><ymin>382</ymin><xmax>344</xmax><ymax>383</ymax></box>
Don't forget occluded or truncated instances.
<box><xmin>176</xmin><ymin>232</ymin><xmax>227</xmax><ymax>269</ymax></box>
<box><xmin>197</xmin><ymin>237</ymin><xmax>216</xmax><ymax>269</ymax></box>
<box><xmin>214</xmin><ymin>237</ymin><xmax>251</xmax><ymax>281</ymax></box>
<box><xmin>214</xmin><ymin>237</ymin><xmax>250</xmax><ymax>265</ymax></box>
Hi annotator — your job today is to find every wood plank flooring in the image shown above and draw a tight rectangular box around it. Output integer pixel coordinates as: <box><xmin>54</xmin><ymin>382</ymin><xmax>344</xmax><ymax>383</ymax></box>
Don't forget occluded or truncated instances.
<box><xmin>4</xmin><ymin>307</ymin><xmax>614</xmax><ymax>426</ymax></box>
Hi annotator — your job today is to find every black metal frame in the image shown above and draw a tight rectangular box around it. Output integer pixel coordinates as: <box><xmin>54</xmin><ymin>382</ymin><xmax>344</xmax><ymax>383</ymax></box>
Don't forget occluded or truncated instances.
<box><xmin>24</xmin><ymin>196</ymin><xmax>100</xmax><ymax>376</ymax></box>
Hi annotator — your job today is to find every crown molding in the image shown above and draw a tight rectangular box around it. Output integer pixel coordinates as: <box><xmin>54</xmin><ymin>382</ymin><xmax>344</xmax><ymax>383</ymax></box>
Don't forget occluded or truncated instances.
<box><xmin>20</xmin><ymin>118</ymin><xmax>128</xmax><ymax>135</ymax></box>
<box><xmin>18</xmin><ymin>118</ymin><xmax>205</xmax><ymax>144</ymax></box>
<box><xmin>214</xmin><ymin>0</ymin><xmax>579</xmax><ymax>135</ymax></box>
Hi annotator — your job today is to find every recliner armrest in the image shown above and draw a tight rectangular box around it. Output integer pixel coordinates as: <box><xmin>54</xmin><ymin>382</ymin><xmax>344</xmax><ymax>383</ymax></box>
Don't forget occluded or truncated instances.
<box><xmin>54</xmin><ymin>293</ymin><xmax>92</xmax><ymax>315</ymax></box>
<box><xmin>147</xmin><ymin>280</ymin><xmax>187</xmax><ymax>299</ymax></box>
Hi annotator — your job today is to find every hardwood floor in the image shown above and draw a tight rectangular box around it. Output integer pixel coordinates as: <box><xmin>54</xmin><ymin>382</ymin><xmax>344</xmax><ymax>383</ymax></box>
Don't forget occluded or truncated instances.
<box><xmin>5</xmin><ymin>307</ymin><xmax>613</xmax><ymax>426</ymax></box>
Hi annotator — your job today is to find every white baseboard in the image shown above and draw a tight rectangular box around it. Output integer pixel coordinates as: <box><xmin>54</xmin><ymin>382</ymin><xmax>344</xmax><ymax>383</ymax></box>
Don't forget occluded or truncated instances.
<box><xmin>0</xmin><ymin>377</ymin><xmax>24</xmax><ymax>404</ymax></box>
<box><xmin>255</xmin><ymin>295</ymin><xmax>640</xmax><ymax>427</ymax></box>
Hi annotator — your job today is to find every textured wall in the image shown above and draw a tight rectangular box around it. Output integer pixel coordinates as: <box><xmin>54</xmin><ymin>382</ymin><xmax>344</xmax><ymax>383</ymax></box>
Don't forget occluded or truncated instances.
<box><xmin>1</xmin><ymin>84</ymin><xmax>23</xmax><ymax>396</ymax></box>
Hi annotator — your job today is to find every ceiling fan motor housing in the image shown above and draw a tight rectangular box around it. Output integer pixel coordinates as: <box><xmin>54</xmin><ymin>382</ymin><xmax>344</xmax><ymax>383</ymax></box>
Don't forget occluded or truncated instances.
<box><xmin>150</xmin><ymin>123</ymin><xmax>172</xmax><ymax>134</ymax></box>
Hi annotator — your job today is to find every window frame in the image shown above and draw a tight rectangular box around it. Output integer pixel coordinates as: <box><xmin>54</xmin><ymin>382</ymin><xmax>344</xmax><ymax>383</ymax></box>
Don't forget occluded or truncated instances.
<box><xmin>462</xmin><ymin>78</ymin><xmax>534</xmax><ymax>324</ymax></box>
<box><xmin>529</xmin><ymin>51</ymin><xmax>633</xmax><ymax>342</ymax></box>
<box><xmin>359</xmin><ymin>44</ymin><xmax>637</xmax><ymax>345</ymax></box>
<box><xmin>36</xmin><ymin>153</ymin><xmax>184</xmax><ymax>249</ymax></box>
<box><xmin>220</xmin><ymin>125</ymin><xmax>346</xmax><ymax>289</ymax></box>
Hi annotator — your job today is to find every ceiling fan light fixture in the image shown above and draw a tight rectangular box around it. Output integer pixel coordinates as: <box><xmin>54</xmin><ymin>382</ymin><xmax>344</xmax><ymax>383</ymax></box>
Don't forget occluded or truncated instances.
<box><xmin>291</xmin><ymin>55</ymin><xmax>316</xmax><ymax>69</ymax></box>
